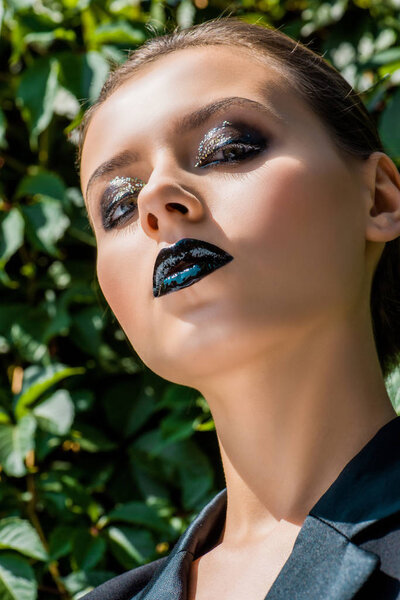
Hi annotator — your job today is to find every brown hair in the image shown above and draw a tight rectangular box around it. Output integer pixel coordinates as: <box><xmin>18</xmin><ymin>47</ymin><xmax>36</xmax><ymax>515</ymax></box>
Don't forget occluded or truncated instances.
<box><xmin>76</xmin><ymin>16</ymin><xmax>400</xmax><ymax>380</ymax></box>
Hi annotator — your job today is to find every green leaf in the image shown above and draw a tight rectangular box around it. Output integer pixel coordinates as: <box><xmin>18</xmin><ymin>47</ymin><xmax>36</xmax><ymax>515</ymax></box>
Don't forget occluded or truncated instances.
<box><xmin>72</xmin><ymin>530</ymin><xmax>106</xmax><ymax>570</ymax></box>
<box><xmin>70</xmin><ymin>389</ymin><xmax>94</xmax><ymax>413</ymax></box>
<box><xmin>0</xmin><ymin>107</ymin><xmax>7</xmax><ymax>149</ymax></box>
<box><xmin>176</xmin><ymin>0</ymin><xmax>195</xmax><ymax>29</ymax></box>
<box><xmin>33</xmin><ymin>389</ymin><xmax>75</xmax><ymax>435</ymax></box>
<box><xmin>379</xmin><ymin>87</ymin><xmax>400</xmax><ymax>159</ymax></box>
<box><xmin>0</xmin><ymin>209</ymin><xmax>24</xmax><ymax>268</ymax></box>
<box><xmin>62</xmin><ymin>570</ymin><xmax>116</xmax><ymax>597</ymax></box>
<box><xmin>149</xmin><ymin>0</ymin><xmax>165</xmax><ymax>30</ymax></box>
<box><xmin>194</xmin><ymin>417</ymin><xmax>215</xmax><ymax>432</ymax></box>
<box><xmin>0</xmin><ymin>1</ymin><xmax>3</xmax><ymax>36</ymax></box>
<box><xmin>21</xmin><ymin>196</ymin><xmax>70</xmax><ymax>257</ymax></box>
<box><xmin>47</xmin><ymin>260</ymin><xmax>71</xmax><ymax>289</ymax></box>
<box><xmin>58</xmin><ymin>50</ymin><xmax>110</xmax><ymax>106</ymax></box>
<box><xmin>16</xmin><ymin>170</ymin><xmax>66</xmax><ymax>202</ymax></box>
<box><xmin>92</xmin><ymin>21</ymin><xmax>146</xmax><ymax>46</ymax></box>
<box><xmin>14</xmin><ymin>363</ymin><xmax>85</xmax><ymax>420</ymax></box>
<box><xmin>386</xmin><ymin>362</ymin><xmax>400</xmax><ymax>412</ymax></box>
<box><xmin>16</xmin><ymin>56</ymin><xmax>59</xmax><ymax>149</ymax></box>
<box><xmin>101</xmin><ymin>381</ymin><xmax>156</xmax><ymax>438</ymax></box>
<box><xmin>70</xmin><ymin>306</ymin><xmax>104</xmax><ymax>356</ymax></box>
<box><xmin>134</xmin><ymin>432</ymin><xmax>213</xmax><ymax>509</ymax></box>
<box><xmin>0</xmin><ymin>517</ymin><xmax>48</xmax><ymax>560</ymax></box>
<box><xmin>48</xmin><ymin>526</ymin><xmax>73</xmax><ymax>561</ymax></box>
<box><xmin>368</xmin><ymin>47</ymin><xmax>400</xmax><ymax>67</ymax></box>
<box><xmin>0</xmin><ymin>269</ymin><xmax>18</xmax><ymax>289</ymax></box>
<box><xmin>84</xmin><ymin>51</ymin><xmax>111</xmax><ymax>104</ymax></box>
<box><xmin>378</xmin><ymin>61</ymin><xmax>400</xmax><ymax>82</ymax></box>
<box><xmin>160</xmin><ymin>413</ymin><xmax>196</xmax><ymax>444</ymax></box>
<box><xmin>106</xmin><ymin>502</ymin><xmax>173</xmax><ymax>536</ymax></box>
<box><xmin>175</xmin><ymin>441</ymin><xmax>214</xmax><ymax>509</ymax></box>
<box><xmin>0</xmin><ymin>415</ymin><xmax>36</xmax><ymax>477</ymax></box>
<box><xmin>129</xmin><ymin>458</ymin><xmax>170</xmax><ymax>504</ymax></box>
<box><xmin>9</xmin><ymin>321</ymin><xmax>48</xmax><ymax>363</ymax></box>
<box><xmin>0</xmin><ymin>553</ymin><xmax>36</xmax><ymax>600</ymax></box>
<box><xmin>70</xmin><ymin>424</ymin><xmax>116</xmax><ymax>453</ymax></box>
<box><xmin>34</xmin><ymin>429</ymin><xmax>61</xmax><ymax>462</ymax></box>
<box><xmin>107</xmin><ymin>526</ymin><xmax>154</xmax><ymax>568</ymax></box>
<box><xmin>157</xmin><ymin>384</ymin><xmax>199</xmax><ymax>410</ymax></box>
<box><xmin>0</xmin><ymin>408</ymin><xmax>10</xmax><ymax>424</ymax></box>
<box><xmin>25</xmin><ymin>27</ymin><xmax>76</xmax><ymax>47</ymax></box>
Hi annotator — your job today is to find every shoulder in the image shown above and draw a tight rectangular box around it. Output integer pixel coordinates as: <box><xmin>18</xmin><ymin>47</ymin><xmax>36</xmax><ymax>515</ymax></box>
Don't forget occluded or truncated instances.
<box><xmin>80</xmin><ymin>557</ymin><xmax>168</xmax><ymax>600</ymax></box>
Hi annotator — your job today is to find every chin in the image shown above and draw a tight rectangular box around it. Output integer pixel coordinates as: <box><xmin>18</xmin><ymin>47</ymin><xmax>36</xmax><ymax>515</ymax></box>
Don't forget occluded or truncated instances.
<box><xmin>136</xmin><ymin>321</ymin><xmax>258</xmax><ymax>387</ymax></box>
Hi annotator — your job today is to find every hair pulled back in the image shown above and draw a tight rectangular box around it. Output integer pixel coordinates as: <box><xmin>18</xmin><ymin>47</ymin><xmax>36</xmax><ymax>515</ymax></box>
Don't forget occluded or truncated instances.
<box><xmin>77</xmin><ymin>16</ymin><xmax>400</xmax><ymax>380</ymax></box>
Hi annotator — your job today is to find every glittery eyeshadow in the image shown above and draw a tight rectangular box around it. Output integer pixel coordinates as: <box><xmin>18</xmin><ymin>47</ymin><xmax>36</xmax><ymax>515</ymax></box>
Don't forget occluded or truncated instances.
<box><xmin>194</xmin><ymin>120</ymin><xmax>234</xmax><ymax>167</ymax></box>
<box><xmin>107</xmin><ymin>176</ymin><xmax>145</xmax><ymax>201</ymax></box>
<box><xmin>102</xmin><ymin>175</ymin><xmax>146</xmax><ymax>228</ymax></box>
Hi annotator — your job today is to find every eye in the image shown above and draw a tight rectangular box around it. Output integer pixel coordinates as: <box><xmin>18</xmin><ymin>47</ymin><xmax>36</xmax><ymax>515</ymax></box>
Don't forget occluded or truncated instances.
<box><xmin>196</xmin><ymin>141</ymin><xmax>264</xmax><ymax>168</ymax></box>
<box><xmin>194</xmin><ymin>121</ymin><xmax>268</xmax><ymax>169</ymax></box>
<box><xmin>101</xmin><ymin>175</ymin><xmax>145</xmax><ymax>230</ymax></box>
<box><xmin>104</xmin><ymin>192</ymin><xmax>137</xmax><ymax>229</ymax></box>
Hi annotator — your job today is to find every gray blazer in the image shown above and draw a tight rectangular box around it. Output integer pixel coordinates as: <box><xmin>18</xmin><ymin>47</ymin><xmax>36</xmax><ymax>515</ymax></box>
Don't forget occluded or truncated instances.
<box><xmin>83</xmin><ymin>415</ymin><xmax>400</xmax><ymax>599</ymax></box>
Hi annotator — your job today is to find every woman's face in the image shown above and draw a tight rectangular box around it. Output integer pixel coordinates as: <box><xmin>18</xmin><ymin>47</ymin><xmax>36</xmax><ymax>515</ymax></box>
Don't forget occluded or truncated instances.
<box><xmin>80</xmin><ymin>45</ymin><xmax>371</xmax><ymax>386</ymax></box>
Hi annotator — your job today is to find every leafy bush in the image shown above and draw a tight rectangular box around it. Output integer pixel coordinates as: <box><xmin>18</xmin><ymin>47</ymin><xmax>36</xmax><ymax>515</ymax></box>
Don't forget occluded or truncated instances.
<box><xmin>0</xmin><ymin>0</ymin><xmax>400</xmax><ymax>598</ymax></box>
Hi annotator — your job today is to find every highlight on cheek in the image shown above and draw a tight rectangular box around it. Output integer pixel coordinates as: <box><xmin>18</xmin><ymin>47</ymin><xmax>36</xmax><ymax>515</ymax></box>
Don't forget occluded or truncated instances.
<box><xmin>101</xmin><ymin>175</ymin><xmax>146</xmax><ymax>230</ymax></box>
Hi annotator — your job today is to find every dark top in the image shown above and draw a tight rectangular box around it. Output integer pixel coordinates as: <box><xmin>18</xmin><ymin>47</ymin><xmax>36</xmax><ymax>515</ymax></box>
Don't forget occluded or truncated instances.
<box><xmin>83</xmin><ymin>415</ymin><xmax>400</xmax><ymax>600</ymax></box>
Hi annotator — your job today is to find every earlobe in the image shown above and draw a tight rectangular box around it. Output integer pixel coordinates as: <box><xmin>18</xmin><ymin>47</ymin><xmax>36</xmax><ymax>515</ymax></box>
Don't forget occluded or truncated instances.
<box><xmin>365</xmin><ymin>151</ymin><xmax>400</xmax><ymax>242</ymax></box>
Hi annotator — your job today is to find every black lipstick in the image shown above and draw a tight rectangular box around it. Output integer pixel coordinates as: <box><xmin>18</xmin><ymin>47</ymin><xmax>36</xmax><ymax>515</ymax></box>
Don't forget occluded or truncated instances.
<box><xmin>153</xmin><ymin>238</ymin><xmax>234</xmax><ymax>298</ymax></box>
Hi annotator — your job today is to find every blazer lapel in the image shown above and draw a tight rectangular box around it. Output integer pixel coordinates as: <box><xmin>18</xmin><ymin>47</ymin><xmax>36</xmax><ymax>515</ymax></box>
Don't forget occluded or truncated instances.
<box><xmin>267</xmin><ymin>415</ymin><xmax>400</xmax><ymax>599</ymax></box>
<box><xmin>136</xmin><ymin>489</ymin><xmax>227</xmax><ymax>600</ymax></box>
<box><xmin>135</xmin><ymin>549</ymin><xmax>193</xmax><ymax>600</ymax></box>
<box><xmin>265</xmin><ymin>515</ymin><xmax>379</xmax><ymax>600</ymax></box>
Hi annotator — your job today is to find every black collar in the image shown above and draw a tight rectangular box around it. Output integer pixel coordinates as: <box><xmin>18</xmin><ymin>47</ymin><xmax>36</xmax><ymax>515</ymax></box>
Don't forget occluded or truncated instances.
<box><xmin>136</xmin><ymin>415</ymin><xmax>400</xmax><ymax>600</ymax></box>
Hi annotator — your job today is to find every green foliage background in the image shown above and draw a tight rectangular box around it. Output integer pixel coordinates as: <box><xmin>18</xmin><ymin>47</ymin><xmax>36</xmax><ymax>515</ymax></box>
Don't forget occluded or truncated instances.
<box><xmin>1</xmin><ymin>0</ymin><xmax>400</xmax><ymax>598</ymax></box>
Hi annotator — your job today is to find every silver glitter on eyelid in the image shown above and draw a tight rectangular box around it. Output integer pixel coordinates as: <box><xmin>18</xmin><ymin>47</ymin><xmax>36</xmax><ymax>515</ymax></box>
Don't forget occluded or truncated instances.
<box><xmin>194</xmin><ymin>120</ymin><xmax>234</xmax><ymax>167</ymax></box>
<box><xmin>108</xmin><ymin>176</ymin><xmax>146</xmax><ymax>202</ymax></box>
<box><xmin>102</xmin><ymin>176</ymin><xmax>146</xmax><ymax>228</ymax></box>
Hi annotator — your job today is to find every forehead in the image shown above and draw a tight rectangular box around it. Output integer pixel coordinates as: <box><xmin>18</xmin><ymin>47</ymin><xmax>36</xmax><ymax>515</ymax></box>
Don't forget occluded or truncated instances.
<box><xmin>80</xmin><ymin>45</ymin><xmax>310</xmax><ymax>193</ymax></box>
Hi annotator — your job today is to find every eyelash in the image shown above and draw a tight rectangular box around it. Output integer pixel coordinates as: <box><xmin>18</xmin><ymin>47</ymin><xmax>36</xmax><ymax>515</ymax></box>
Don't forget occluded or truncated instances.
<box><xmin>195</xmin><ymin>140</ymin><xmax>265</xmax><ymax>168</ymax></box>
<box><xmin>102</xmin><ymin>130</ymin><xmax>267</xmax><ymax>230</ymax></box>
<box><xmin>103</xmin><ymin>191</ymin><xmax>138</xmax><ymax>230</ymax></box>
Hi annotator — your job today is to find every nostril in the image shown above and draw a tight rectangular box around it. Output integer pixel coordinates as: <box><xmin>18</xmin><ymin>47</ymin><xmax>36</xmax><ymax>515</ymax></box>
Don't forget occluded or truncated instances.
<box><xmin>148</xmin><ymin>213</ymin><xmax>158</xmax><ymax>229</ymax></box>
<box><xmin>166</xmin><ymin>202</ymin><xmax>189</xmax><ymax>214</ymax></box>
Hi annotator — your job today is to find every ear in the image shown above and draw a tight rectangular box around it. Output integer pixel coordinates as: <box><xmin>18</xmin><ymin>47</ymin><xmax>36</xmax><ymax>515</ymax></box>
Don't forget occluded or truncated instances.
<box><xmin>364</xmin><ymin>151</ymin><xmax>400</xmax><ymax>242</ymax></box>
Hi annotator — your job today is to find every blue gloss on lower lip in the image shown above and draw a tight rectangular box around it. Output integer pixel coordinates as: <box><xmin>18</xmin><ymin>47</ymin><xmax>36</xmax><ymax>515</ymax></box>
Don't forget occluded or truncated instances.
<box><xmin>163</xmin><ymin>264</ymin><xmax>202</xmax><ymax>286</ymax></box>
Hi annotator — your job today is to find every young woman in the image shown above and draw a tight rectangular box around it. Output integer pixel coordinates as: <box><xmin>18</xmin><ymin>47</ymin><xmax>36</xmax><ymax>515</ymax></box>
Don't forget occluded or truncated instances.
<box><xmin>77</xmin><ymin>17</ymin><xmax>400</xmax><ymax>600</ymax></box>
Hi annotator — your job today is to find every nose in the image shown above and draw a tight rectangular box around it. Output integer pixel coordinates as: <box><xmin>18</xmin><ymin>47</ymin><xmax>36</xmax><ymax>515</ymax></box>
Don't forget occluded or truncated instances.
<box><xmin>137</xmin><ymin>163</ymin><xmax>205</xmax><ymax>239</ymax></box>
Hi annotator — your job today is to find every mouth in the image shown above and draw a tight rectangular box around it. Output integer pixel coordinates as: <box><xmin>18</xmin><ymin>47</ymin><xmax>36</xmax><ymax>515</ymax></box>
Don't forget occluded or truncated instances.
<box><xmin>153</xmin><ymin>238</ymin><xmax>234</xmax><ymax>298</ymax></box>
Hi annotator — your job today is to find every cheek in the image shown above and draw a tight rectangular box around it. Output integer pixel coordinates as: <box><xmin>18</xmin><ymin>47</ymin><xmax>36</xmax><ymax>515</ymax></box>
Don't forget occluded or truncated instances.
<box><xmin>96</xmin><ymin>237</ymin><xmax>150</xmax><ymax>346</ymax></box>
<box><xmin>95</xmin><ymin>238</ymin><xmax>196</xmax><ymax>379</ymax></box>
<box><xmin>215</xmin><ymin>156</ymin><xmax>364</xmax><ymax>316</ymax></box>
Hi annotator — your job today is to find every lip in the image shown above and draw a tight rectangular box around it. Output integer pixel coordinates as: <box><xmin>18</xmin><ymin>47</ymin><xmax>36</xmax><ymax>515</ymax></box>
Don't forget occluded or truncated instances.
<box><xmin>153</xmin><ymin>238</ymin><xmax>234</xmax><ymax>298</ymax></box>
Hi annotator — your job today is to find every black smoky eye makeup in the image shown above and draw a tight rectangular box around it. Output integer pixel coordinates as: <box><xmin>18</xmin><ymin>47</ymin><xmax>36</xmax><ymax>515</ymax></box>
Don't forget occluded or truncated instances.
<box><xmin>101</xmin><ymin>175</ymin><xmax>145</xmax><ymax>230</ymax></box>
<box><xmin>99</xmin><ymin>119</ymin><xmax>268</xmax><ymax>231</ymax></box>
<box><xmin>194</xmin><ymin>119</ymin><xmax>268</xmax><ymax>168</ymax></box>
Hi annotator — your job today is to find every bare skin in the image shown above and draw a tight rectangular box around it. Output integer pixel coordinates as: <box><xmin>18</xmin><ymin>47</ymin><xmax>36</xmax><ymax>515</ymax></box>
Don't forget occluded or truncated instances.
<box><xmin>187</xmin><ymin>503</ymin><xmax>302</xmax><ymax>600</ymax></box>
<box><xmin>80</xmin><ymin>45</ymin><xmax>400</xmax><ymax>599</ymax></box>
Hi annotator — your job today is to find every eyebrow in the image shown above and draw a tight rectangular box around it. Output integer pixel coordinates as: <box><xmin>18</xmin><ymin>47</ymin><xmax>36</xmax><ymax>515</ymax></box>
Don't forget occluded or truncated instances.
<box><xmin>85</xmin><ymin>95</ymin><xmax>282</xmax><ymax>202</ymax></box>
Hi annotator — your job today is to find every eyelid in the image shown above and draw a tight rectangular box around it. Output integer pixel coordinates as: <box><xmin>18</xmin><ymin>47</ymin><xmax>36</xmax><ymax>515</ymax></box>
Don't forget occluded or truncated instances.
<box><xmin>100</xmin><ymin>176</ymin><xmax>145</xmax><ymax>228</ymax></box>
<box><xmin>195</xmin><ymin>120</ymin><xmax>235</xmax><ymax>166</ymax></box>
<box><xmin>194</xmin><ymin>118</ymin><xmax>268</xmax><ymax>167</ymax></box>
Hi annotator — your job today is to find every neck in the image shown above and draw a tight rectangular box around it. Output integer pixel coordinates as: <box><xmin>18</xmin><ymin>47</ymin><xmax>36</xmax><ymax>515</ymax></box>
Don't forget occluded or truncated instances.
<box><xmin>196</xmin><ymin>310</ymin><xmax>396</xmax><ymax>545</ymax></box>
